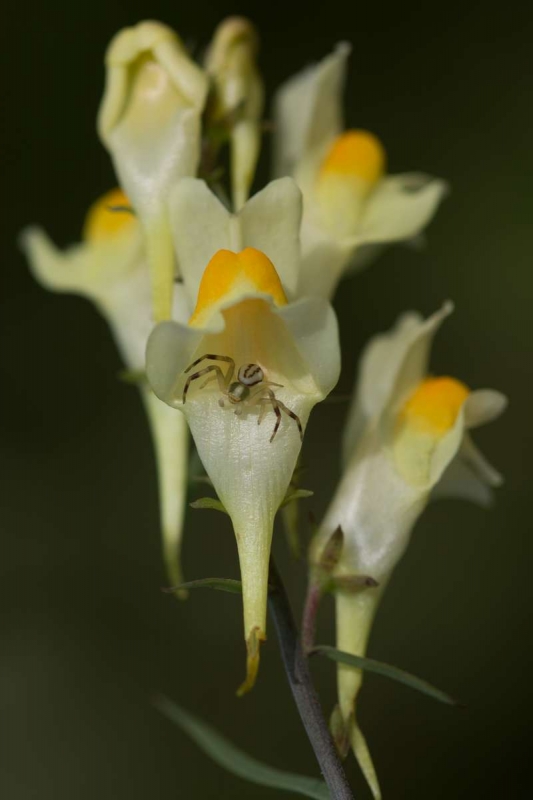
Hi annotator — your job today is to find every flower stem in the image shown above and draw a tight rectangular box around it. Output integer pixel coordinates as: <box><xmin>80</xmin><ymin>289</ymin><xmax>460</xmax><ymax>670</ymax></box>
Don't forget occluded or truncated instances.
<box><xmin>268</xmin><ymin>559</ymin><xmax>355</xmax><ymax>800</ymax></box>
<box><xmin>301</xmin><ymin>581</ymin><xmax>322</xmax><ymax>654</ymax></box>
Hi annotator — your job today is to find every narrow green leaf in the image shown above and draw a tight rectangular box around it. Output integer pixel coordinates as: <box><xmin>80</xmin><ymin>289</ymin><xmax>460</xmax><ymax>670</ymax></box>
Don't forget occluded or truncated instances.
<box><xmin>162</xmin><ymin>578</ymin><xmax>243</xmax><ymax>595</ymax></box>
<box><xmin>312</xmin><ymin>645</ymin><xmax>458</xmax><ymax>706</ymax></box>
<box><xmin>280</xmin><ymin>488</ymin><xmax>314</xmax><ymax>508</ymax></box>
<box><xmin>155</xmin><ymin>696</ymin><xmax>330</xmax><ymax>799</ymax></box>
<box><xmin>281</xmin><ymin>502</ymin><xmax>301</xmax><ymax>559</ymax></box>
<box><xmin>190</xmin><ymin>497</ymin><xmax>227</xmax><ymax>513</ymax></box>
<box><xmin>118</xmin><ymin>368</ymin><xmax>146</xmax><ymax>385</ymax></box>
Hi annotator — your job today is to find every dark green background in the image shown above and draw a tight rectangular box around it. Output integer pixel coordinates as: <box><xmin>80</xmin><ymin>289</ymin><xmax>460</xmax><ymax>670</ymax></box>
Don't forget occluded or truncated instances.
<box><xmin>2</xmin><ymin>2</ymin><xmax>532</xmax><ymax>797</ymax></box>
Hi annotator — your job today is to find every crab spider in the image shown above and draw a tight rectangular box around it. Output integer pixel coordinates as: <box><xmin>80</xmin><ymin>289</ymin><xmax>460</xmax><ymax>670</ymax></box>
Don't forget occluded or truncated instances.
<box><xmin>182</xmin><ymin>354</ymin><xmax>303</xmax><ymax>443</ymax></box>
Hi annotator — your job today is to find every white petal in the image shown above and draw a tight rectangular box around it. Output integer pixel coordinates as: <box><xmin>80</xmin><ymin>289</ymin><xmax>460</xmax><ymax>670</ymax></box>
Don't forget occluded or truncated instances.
<box><xmin>169</xmin><ymin>178</ymin><xmax>233</xmax><ymax>308</ymax></box>
<box><xmin>388</xmin><ymin>302</ymin><xmax>454</xmax><ymax>409</ymax></box>
<box><xmin>464</xmin><ymin>389</ymin><xmax>508</xmax><ymax>428</ymax></box>
<box><xmin>169</xmin><ymin>177</ymin><xmax>303</xmax><ymax>303</ymax></box>
<box><xmin>272</xmin><ymin>43</ymin><xmax>350</xmax><ymax>178</ymax></box>
<box><xmin>461</xmin><ymin>433</ymin><xmax>504</xmax><ymax>487</ymax></box>
<box><xmin>343</xmin><ymin>303</ymin><xmax>453</xmax><ymax>464</ymax></box>
<box><xmin>297</xmin><ymin>221</ymin><xmax>354</xmax><ymax>299</ymax></box>
<box><xmin>239</xmin><ymin>178</ymin><xmax>302</xmax><ymax>298</ymax></box>
<box><xmin>145</xmin><ymin>319</ymin><xmax>208</xmax><ymax>406</ymax></box>
<box><xmin>356</xmin><ymin>173</ymin><xmax>449</xmax><ymax>245</ymax></box>
<box><xmin>21</xmin><ymin>224</ymin><xmax>189</xmax><ymax>371</ymax></box>
<box><xmin>278</xmin><ymin>297</ymin><xmax>340</xmax><ymax>396</ymax></box>
<box><xmin>319</xmin><ymin>433</ymin><xmax>429</xmax><ymax>581</ymax></box>
<box><xmin>432</xmin><ymin>427</ymin><xmax>504</xmax><ymax>506</ymax></box>
<box><xmin>432</xmin><ymin>451</ymin><xmax>494</xmax><ymax>507</ymax></box>
<box><xmin>20</xmin><ymin>225</ymin><xmax>142</xmax><ymax>301</ymax></box>
<box><xmin>21</xmin><ymin>225</ymin><xmax>149</xmax><ymax>368</ymax></box>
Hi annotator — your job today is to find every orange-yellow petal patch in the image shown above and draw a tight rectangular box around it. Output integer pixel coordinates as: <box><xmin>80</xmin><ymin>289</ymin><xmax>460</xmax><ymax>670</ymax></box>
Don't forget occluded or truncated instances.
<box><xmin>320</xmin><ymin>130</ymin><xmax>386</xmax><ymax>186</ymax></box>
<box><xmin>189</xmin><ymin>247</ymin><xmax>287</xmax><ymax>328</ymax></box>
<box><xmin>399</xmin><ymin>376</ymin><xmax>470</xmax><ymax>436</ymax></box>
<box><xmin>83</xmin><ymin>188</ymin><xmax>136</xmax><ymax>243</ymax></box>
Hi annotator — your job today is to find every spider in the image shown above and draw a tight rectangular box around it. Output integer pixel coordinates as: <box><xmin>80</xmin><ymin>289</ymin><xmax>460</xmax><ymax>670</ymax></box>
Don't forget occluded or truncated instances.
<box><xmin>182</xmin><ymin>354</ymin><xmax>303</xmax><ymax>443</ymax></box>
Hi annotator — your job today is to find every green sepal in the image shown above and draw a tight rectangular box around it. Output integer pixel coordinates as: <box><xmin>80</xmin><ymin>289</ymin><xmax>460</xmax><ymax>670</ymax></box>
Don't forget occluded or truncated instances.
<box><xmin>118</xmin><ymin>368</ymin><xmax>146</xmax><ymax>385</ymax></box>
<box><xmin>154</xmin><ymin>695</ymin><xmax>330</xmax><ymax>799</ymax></box>
<box><xmin>280</xmin><ymin>488</ymin><xmax>314</xmax><ymax>508</ymax></box>
<box><xmin>190</xmin><ymin>497</ymin><xmax>227</xmax><ymax>513</ymax></box>
<box><xmin>311</xmin><ymin>645</ymin><xmax>459</xmax><ymax>706</ymax></box>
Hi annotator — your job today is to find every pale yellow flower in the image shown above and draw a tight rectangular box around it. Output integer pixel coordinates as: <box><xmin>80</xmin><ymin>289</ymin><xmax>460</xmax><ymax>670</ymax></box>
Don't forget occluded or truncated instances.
<box><xmin>205</xmin><ymin>16</ymin><xmax>264</xmax><ymax>210</ymax></box>
<box><xmin>274</xmin><ymin>45</ymin><xmax>448</xmax><ymax>298</ymax></box>
<box><xmin>147</xmin><ymin>178</ymin><xmax>340</xmax><ymax>692</ymax></box>
<box><xmin>312</xmin><ymin>303</ymin><xmax>507</xmax><ymax>798</ymax></box>
<box><xmin>21</xmin><ymin>189</ymin><xmax>190</xmax><ymax>592</ymax></box>
<box><xmin>98</xmin><ymin>21</ymin><xmax>209</xmax><ymax>322</ymax></box>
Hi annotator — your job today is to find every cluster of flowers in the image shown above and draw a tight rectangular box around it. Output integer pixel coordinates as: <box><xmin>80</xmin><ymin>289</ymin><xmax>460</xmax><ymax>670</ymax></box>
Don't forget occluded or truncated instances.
<box><xmin>22</xmin><ymin>18</ymin><xmax>506</xmax><ymax>798</ymax></box>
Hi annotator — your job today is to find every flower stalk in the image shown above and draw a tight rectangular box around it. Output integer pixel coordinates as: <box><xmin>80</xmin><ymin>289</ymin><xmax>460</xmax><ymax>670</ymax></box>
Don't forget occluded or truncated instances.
<box><xmin>268</xmin><ymin>559</ymin><xmax>355</xmax><ymax>800</ymax></box>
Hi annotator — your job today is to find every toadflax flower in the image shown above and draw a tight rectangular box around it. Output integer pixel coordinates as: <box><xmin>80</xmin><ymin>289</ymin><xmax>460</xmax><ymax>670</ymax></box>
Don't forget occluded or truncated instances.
<box><xmin>273</xmin><ymin>45</ymin><xmax>448</xmax><ymax>299</ymax></box>
<box><xmin>311</xmin><ymin>303</ymin><xmax>507</xmax><ymax>799</ymax></box>
<box><xmin>97</xmin><ymin>21</ymin><xmax>209</xmax><ymax>322</ymax></box>
<box><xmin>146</xmin><ymin>176</ymin><xmax>340</xmax><ymax>693</ymax></box>
<box><xmin>21</xmin><ymin>189</ymin><xmax>191</xmax><ymax>593</ymax></box>
<box><xmin>205</xmin><ymin>16</ymin><xmax>264</xmax><ymax>211</ymax></box>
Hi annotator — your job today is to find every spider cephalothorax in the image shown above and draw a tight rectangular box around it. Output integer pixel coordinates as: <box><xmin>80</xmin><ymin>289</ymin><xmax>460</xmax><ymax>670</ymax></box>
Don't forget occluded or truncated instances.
<box><xmin>182</xmin><ymin>354</ymin><xmax>303</xmax><ymax>442</ymax></box>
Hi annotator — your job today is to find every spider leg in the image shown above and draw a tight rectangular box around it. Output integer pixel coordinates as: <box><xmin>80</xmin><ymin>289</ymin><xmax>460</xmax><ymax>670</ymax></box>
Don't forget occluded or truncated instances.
<box><xmin>254</xmin><ymin>389</ymin><xmax>281</xmax><ymax>442</ymax></box>
<box><xmin>257</xmin><ymin>399</ymin><xmax>269</xmax><ymax>426</ymax></box>
<box><xmin>199</xmin><ymin>373</ymin><xmax>217</xmax><ymax>390</ymax></box>
<box><xmin>268</xmin><ymin>400</ymin><xmax>282</xmax><ymax>442</ymax></box>
<box><xmin>184</xmin><ymin>354</ymin><xmax>235</xmax><ymax>386</ymax></box>
<box><xmin>276</xmin><ymin>399</ymin><xmax>304</xmax><ymax>442</ymax></box>
<box><xmin>182</xmin><ymin>365</ymin><xmax>228</xmax><ymax>404</ymax></box>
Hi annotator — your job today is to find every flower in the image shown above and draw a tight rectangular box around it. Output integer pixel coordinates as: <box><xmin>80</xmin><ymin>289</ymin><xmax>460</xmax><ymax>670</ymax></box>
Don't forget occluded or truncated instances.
<box><xmin>21</xmin><ymin>188</ymin><xmax>191</xmax><ymax>594</ymax></box>
<box><xmin>97</xmin><ymin>21</ymin><xmax>209</xmax><ymax>322</ymax></box>
<box><xmin>205</xmin><ymin>16</ymin><xmax>264</xmax><ymax>211</ymax></box>
<box><xmin>311</xmin><ymin>303</ymin><xmax>507</xmax><ymax>799</ymax></box>
<box><xmin>273</xmin><ymin>45</ymin><xmax>448</xmax><ymax>299</ymax></box>
<box><xmin>146</xmin><ymin>177</ymin><xmax>340</xmax><ymax>693</ymax></box>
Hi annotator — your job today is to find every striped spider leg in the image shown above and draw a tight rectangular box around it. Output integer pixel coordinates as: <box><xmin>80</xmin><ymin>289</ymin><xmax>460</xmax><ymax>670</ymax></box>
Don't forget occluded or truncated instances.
<box><xmin>182</xmin><ymin>354</ymin><xmax>235</xmax><ymax>404</ymax></box>
<box><xmin>254</xmin><ymin>388</ymin><xmax>304</xmax><ymax>443</ymax></box>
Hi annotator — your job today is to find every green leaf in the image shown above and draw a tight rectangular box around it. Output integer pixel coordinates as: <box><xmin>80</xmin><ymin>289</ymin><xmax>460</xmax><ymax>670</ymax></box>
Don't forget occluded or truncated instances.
<box><xmin>155</xmin><ymin>696</ymin><xmax>330</xmax><ymax>799</ymax></box>
<box><xmin>280</xmin><ymin>488</ymin><xmax>314</xmax><ymax>508</ymax></box>
<box><xmin>311</xmin><ymin>645</ymin><xmax>458</xmax><ymax>706</ymax></box>
<box><xmin>162</xmin><ymin>578</ymin><xmax>243</xmax><ymax>595</ymax></box>
<box><xmin>190</xmin><ymin>497</ymin><xmax>227</xmax><ymax>513</ymax></box>
<box><xmin>118</xmin><ymin>368</ymin><xmax>146</xmax><ymax>385</ymax></box>
<box><xmin>281</xmin><ymin>502</ymin><xmax>301</xmax><ymax>559</ymax></box>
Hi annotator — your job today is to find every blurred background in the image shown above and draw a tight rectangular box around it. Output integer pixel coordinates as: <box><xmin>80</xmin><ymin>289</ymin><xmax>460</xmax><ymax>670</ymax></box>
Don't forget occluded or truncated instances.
<box><xmin>2</xmin><ymin>2</ymin><xmax>532</xmax><ymax>797</ymax></box>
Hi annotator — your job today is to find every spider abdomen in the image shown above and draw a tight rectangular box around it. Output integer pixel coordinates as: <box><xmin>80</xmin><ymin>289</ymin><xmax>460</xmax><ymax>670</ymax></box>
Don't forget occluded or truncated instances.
<box><xmin>237</xmin><ymin>363</ymin><xmax>264</xmax><ymax>386</ymax></box>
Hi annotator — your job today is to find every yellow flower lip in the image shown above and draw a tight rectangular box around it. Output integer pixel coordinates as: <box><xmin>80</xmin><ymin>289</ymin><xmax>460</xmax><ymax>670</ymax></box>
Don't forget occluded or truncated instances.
<box><xmin>83</xmin><ymin>188</ymin><xmax>135</xmax><ymax>243</ymax></box>
<box><xmin>320</xmin><ymin>129</ymin><xmax>386</xmax><ymax>186</ymax></box>
<box><xmin>399</xmin><ymin>376</ymin><xmax>470</xmax><ymax>436</ymax></box>
<box><xmin>189</xmin><ymin>247</ymin><xmax>288</xmax><ymax>328</ymax></box>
